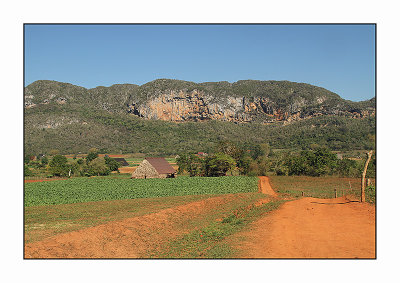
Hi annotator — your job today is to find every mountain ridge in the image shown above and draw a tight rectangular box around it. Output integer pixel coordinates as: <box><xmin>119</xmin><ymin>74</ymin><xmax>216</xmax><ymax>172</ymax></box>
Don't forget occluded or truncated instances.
<box><xmin>24</xmin><ymin>79</ymin><xmax>375</xmax><ymax>155</ymax></box>
<box><xmin>25</xmin><ymin>79</ymin><xmax>375</xmax><ymax>124</ymax></box>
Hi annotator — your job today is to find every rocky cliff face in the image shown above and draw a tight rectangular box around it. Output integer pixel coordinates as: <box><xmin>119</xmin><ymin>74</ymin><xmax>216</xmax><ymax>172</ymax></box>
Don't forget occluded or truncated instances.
<box><xmin>127</xmin><ymin>89</ymin><xmax>375</xmax><ymax>124</ymax></box>
<box><xmin>25</xmin><ymin>79</ymin><xmax>376</xmax><ymax>124</ymax></box>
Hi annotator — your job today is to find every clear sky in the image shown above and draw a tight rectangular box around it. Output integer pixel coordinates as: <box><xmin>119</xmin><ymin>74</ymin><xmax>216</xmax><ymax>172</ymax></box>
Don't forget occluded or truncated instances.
<box><xmin>24</xmin><ymin>24</ymin><xmax>375</xmax><ymax>101</ymax></box>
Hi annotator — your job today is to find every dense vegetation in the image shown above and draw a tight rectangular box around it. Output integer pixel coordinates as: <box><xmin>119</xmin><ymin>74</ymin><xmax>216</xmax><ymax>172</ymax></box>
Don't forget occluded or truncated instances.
<box><xmin>176</xmin><ymin>140</ymin><xmax>375</xmax><ymax>179</ymax></box>
<box><xmin>24</xmin><ymin>176</ymin><xmax>259</xmax><ymax>206</ymax></box>
<box><xmin>24</xmin><ymin>105</ymin><xmax>375</xmax><ymax>156</ymax></box>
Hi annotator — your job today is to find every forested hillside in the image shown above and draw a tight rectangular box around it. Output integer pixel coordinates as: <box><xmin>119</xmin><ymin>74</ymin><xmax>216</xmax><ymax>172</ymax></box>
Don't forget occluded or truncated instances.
<box><xmin>24</xmin><ymin>79</ymin><xmax>375</xmax><ymax>155</ymax></box>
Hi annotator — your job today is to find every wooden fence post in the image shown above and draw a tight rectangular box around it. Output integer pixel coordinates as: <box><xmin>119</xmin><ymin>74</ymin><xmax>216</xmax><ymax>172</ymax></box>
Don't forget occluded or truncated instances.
<box><xmin>361</xmin><ymin>150</ymin><xmax>373</xmax><ymax>202</ymax></box>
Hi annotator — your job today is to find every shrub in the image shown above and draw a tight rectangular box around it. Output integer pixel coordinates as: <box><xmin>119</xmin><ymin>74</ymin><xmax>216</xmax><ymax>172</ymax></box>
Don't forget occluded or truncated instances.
<box><xmin>284</xmin><ymin>148</ymin><xmax>338</xmax><ymax>177</ymax></box>
<box><xmin>336</xmin><ymin>158</ymin><xmax>358</xmax><ymax>177</ymax></box>
<box><xmin>24</xmin><ymin>165</ymin><xmax>33</xmax><ymax>177</ymax></box>
<box><xmin>365</xmin><ymin>185</ymin><xmax>376</xmax><ymax>204</ymax></box>
<box><xmin>41</xmin><ymin>156</ymin><xmax>49</xmax><ymax>166</ymax></box>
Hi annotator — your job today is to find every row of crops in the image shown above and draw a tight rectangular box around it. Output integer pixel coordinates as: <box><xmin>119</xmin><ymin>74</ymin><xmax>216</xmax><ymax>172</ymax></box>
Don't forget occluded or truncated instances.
<box><xmin>24</xmin><ymin>176</ymin><xmax>259</xmax><ymax>206</ymax></box>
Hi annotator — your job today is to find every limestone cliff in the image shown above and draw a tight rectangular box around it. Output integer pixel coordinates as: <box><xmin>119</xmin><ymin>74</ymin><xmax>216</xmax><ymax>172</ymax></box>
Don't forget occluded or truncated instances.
<box><xmin>126</xmin><ymin>89</ymin><xmax>375</xmax><ymax>124</ymax></box>
<box><xmin>25</xmin><ymin>79</ymin><xmax>376</xmax><ymax>124</ymax></box>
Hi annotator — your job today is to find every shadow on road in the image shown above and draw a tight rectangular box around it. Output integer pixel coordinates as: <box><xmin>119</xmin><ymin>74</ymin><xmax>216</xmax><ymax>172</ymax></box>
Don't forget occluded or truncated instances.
<box><xmin>310</xmin><ymin>200</ymin><xmax>360</xmax><ymax>205</ymax></box>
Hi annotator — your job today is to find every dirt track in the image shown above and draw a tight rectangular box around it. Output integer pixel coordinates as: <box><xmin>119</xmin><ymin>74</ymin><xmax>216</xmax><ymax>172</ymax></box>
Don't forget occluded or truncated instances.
<box><xmin>25</xmin><ymin>177</ymin><xmax>376</xmax><ymax>258</ymax></box>
<box><xmin>258</xmin><ymin>176</ymin><xmax>278</xmax><ymax>196</ymax></box>
<box><xmin>24</xmin><ymin>194</ymin><xmax>244</xmax><ymax>258</ymax></box>
<box><xmin>238</xmin><ymin>177</ymin><xmax>375</xmax><ymax>258</ymax></box>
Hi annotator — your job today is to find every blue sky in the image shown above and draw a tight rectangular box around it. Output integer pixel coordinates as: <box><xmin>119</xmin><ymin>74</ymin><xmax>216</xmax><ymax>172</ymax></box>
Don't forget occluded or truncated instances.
<box><xmin>24</xmin><ymin>24</ymin><xmax>375</xmax><ymax>101</ymax></box>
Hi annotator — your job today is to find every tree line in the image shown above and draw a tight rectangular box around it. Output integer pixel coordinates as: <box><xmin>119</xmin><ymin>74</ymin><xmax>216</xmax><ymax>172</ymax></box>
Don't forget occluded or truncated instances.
<box><xmin>176</xmin><ymin>141</ymin><xmax>375</xmax><ymax>178</ymax></box>
<box><xmin>24</xmin><ymin>148</ymin><xmax>121</xmax><ymax>178</ymax></box>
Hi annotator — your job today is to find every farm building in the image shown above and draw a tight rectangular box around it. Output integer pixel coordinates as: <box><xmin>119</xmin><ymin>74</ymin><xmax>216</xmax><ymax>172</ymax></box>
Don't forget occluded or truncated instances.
<box><xmin>131</xmin><ymin>157</ymin><xmax>176</xmax><ymax>179</ymax></box>
<box><xmin>113</xmin><ymin>158</ymin><xmax>129</xmax><ymax>166</ymax></box>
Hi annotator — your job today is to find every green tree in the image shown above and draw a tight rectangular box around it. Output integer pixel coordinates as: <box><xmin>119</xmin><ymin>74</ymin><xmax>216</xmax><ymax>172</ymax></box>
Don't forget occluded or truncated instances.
<box><xmin>215</xmin><ymin>141</ymin><xmax>243</xmax><ymax>161</ymax></box>
<box><xmin>86</xmin><ymin>151</ymin><xmax>99</xmax><ymax>164</ymax></box>
<box><xmin>307</xmin><ymin>147</ymin><xmax>337</xmax><ymax>176</ymax></box>
<box><xmin>287</xmin><ymin>154</ymin><xmax>308</xmax><ymax>175</ymax></box>
<box><xmin>176</xmin><ymin>153</ymin><xmax>190</xmax><ymax>174</ymax></box>
<box><xmin>48</xmin><ymin>155</ymin><xmax>69</xmax><ymax>177</ymax></box>
<box><xmin>85</xmin><ymin>157</ymin><xmax>111</xmax><ymax>176</ymax></box>
<box><xmin>177</xmin><ymin>153</ymin><xmax>205</xmax><ymax>176</ymax></box>
<box><xmin>284</xmin><ymin>148</ymin><xmax>338</xmax><ymax>177</ymax></box>
<box><xmin>104</xmin><ymin>156</ymin><xmax>120</xmax><ymax>172</ymax></box>
<box><xmin>336</xmin><ymin>158</ymin><xmax>358</xmax><ymax>177</ymax></box>
<box><xmin>236</xmin><ymin>155</ymin><xmax>252</xmax><ymax>175</ymax></box>
<box><xmin>205</xmin><ymin>153</ymin><xmax>236</xmax><ymax>177</ymax></box>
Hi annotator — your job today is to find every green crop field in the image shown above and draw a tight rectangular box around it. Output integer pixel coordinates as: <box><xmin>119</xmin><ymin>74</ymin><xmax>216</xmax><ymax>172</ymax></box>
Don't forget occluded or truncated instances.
<box><xmin>24</xmin><ymin>176</ymin><xmax>258</xmax><ymax>206</ymax></box>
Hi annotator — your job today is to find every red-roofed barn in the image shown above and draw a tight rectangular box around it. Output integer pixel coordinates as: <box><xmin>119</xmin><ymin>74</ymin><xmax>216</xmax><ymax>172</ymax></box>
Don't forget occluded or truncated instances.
<box><xmin>131</xmin><ymin>157</ymin><xmax>176</xmax><ymax>179</ymax></box>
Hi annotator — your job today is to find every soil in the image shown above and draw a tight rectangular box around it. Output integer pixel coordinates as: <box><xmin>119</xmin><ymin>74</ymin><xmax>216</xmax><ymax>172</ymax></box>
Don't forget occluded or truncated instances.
<box><xmin>25</xmin><ymin>176</ymin><xmax>376</xmax><ymax>259</ymax></box>
<box><xmin>24</xmin><ymin>194</ymin><xmax>245</xmax><ymax>258</ymax></box>
<box><xmin>117</xmin><ymin>167</ymin><xmax>137</xmax><ymax>174</ymax></box>
<box><xmin>258</xmin><ymin>176</ymin><xmax>278</xmax><ymax>196</ymax></box>
<box><xmin>235</xmin><ymin>180</ymin><xmax>375</xmax><ymax>258</ymax></box>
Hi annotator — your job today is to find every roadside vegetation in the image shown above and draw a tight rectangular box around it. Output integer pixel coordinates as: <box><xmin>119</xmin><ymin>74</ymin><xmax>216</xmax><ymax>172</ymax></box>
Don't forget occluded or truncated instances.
<box><xmin>270</xmin><ymin>175</ymin><xmax>376</xmax><ymax>203</ymax></box>
<box><xmin>152</xmin><ymin>199</ymin><xmax>284</xmax><ymax>258</ymax></box>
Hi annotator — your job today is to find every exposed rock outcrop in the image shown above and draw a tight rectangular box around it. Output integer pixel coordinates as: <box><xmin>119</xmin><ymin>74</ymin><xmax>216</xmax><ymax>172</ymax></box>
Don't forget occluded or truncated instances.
<box><xmin>24</xmin><ymin>79</ymin><xmax>376</xmax><ymax>124</ymax></box>
<box><xmin>127</xmin><ymin>89</ymin><xmax>375</xmax><ymax>124</ymax></box>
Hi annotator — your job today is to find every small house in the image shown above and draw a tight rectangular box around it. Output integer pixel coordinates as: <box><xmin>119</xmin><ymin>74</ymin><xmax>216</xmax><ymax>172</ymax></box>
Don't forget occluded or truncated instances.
<box><xmin>131</xmin><ymin>157</ymin><xmax>176</xmax><ymax>179</ymax></box>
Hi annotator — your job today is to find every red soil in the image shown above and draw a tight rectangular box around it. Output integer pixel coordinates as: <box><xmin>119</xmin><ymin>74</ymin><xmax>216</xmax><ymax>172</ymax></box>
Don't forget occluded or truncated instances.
<box><xmin>24</xmin><ymin>194</ymin><xmax>244</xmax><ymax>258</ymax></box>
<box><xmin>117</xmin><ymin>167</ymin><xmax>136</xmax><ymax>174</ymax></box>
<box><xmin>235</xmin><ymin>196</ymin><xmax>375</xmax><ymax>258</ymax></box>
<box><xmin>258</xmin><ymin>176</ymin><xmax>278</xmax><ymax>197</ymax></box>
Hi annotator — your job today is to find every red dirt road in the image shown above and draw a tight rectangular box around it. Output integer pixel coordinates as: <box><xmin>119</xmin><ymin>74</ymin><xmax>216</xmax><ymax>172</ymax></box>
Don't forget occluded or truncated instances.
<box><xmin>258</xmin><ymin>176</ymin><xmax>278</xmax><ymax>196</ymax></box>
<box><xmin>236</xmin><ymin>194</ymin><xmax>375</xmax><ymax>258</ymax></box>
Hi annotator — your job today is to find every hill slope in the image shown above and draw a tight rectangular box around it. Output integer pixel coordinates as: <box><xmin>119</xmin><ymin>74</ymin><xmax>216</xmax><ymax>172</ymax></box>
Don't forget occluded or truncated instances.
<box><xmin>24</xmin><ymin>79</ymin><xmax>375</xmax><ymax>155</ymax></box>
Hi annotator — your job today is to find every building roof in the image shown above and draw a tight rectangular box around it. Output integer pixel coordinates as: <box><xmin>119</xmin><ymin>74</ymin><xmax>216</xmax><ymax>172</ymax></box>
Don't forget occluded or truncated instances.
<box><xmin>145</xmin><ymin>157</ymin><xmax>176</xmax><ymax>174</ymax></box>
<box><xmin>113</xmin><ymin>158</ymin><xmax>129</xmax><ymax>166</ymax></box>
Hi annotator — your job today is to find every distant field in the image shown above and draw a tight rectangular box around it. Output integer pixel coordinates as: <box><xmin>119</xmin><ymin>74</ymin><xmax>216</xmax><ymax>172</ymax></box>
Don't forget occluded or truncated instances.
<box><xmin>25</xmin><ymin>176</ymin><xmax>259</xmax><ymax>207</ymax></box>
<box><xmin>269</xmin><ymin>176</ymin><xmax>375</xmax><ymax>199</ymax></box>
<box><xmin>62</xmin><ymin>155</ymin><xmax>176</xmax><ymax>167</ymax></box>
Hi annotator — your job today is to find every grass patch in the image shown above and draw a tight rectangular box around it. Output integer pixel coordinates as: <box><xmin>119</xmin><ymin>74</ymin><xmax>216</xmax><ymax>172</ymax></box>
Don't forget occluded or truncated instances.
<box><xmin>152</xmin><ymin>199</ymin><xmax>284</xmax><ymax>258</ymax></box>
<box><xmin>269</xmin><ymin>176</ymin><xmax>371</xmax><ymax>199</ymax></box>
<box><xmin>24</xmin><ymin>194</ymin><xmax>218</xmax><ymax>243</ymax></box>
<box><xmin>365</xmin><ymin>185</ymin><xmax>376</xmax><ymax>204</ymax></box>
